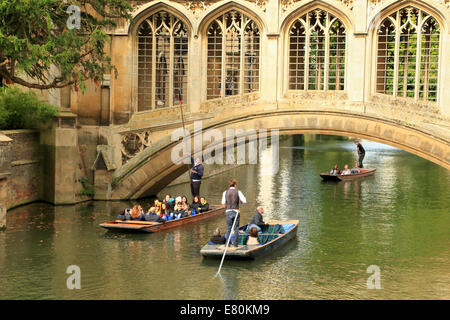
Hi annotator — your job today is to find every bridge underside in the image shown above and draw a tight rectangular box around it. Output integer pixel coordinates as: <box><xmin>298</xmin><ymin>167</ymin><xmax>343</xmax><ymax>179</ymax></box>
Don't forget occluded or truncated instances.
<box><xmin>108</xmin><ymin>110</ymin><xmax>450</xmax><ymax>200</ymax></box>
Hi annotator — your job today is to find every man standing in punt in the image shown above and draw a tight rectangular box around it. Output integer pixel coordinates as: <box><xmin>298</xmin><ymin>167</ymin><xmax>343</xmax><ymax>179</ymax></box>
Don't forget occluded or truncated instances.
<box><xmin>190</xmin><ymin>156</ymin><xmax>204</xmax><ymax>198</ymax></box>
<box><xmin>221</xmin><ymin>178</ymin><xmax>247</xmax><ymax>247</ymax></box>
<box><xmin>354</xmin><ymin>140</ymin><xmax>366</xmax><ymax>168</ymax></box>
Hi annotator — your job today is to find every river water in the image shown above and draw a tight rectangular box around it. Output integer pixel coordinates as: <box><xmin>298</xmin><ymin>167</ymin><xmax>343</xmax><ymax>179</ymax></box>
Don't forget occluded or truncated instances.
<box><xmin>0</xmin><ymin>135</ymin><xmax>449</xmax><ymax>299</ymax></box>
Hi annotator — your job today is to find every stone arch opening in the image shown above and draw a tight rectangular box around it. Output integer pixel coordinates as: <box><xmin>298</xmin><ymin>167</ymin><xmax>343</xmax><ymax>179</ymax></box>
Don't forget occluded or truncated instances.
<box><xmin>110</xmin><ymin>111</ymin><xmax>449</xmax><ymax>200</ymax></box>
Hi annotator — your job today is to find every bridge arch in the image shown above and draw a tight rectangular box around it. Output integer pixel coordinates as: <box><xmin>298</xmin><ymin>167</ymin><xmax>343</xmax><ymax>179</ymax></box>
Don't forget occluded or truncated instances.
<box><xmin>109</xmin><ymin>110</ymin><xmax>450</xmax><ymax>200</ymax></box>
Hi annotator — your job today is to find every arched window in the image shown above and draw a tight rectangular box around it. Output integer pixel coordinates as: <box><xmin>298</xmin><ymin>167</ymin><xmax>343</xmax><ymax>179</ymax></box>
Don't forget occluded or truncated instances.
<box><xmin>376</xmin><ymin>7</ymin><xmax>440</xmax><ymax>102</ymax></box>
<box><xmin>137</xmin><ymin>11</ymin><xmax>189</xmax><ymax>111</ymax></box>
<box><xmin>289</xmin><ymin>9</ymin><xmax>346</xmax><ymax>91</ymax></box>
<box><xmin>206</xmin><ymin>10</ymin><xmax>260</xmax><ymax>100</ymax></box>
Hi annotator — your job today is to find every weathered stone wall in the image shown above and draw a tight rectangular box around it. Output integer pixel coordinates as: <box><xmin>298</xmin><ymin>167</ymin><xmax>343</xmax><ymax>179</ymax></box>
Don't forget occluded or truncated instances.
<box><xmin>0</xmin><ymin>130</ymin><xmax>42</xmax><ymax>210</ymax></box>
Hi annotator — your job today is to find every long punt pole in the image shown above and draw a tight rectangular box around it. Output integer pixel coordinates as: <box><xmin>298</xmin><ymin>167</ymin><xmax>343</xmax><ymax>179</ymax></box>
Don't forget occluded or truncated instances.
<box><xmin>179</xmin><ymin>99</ymin><xmax>192</xmax><ymax>176</ymax></box>
<box><xmin>216</xmin><ymin>210</ymin><xmax>239</xmax><ymax>276</ymax></box>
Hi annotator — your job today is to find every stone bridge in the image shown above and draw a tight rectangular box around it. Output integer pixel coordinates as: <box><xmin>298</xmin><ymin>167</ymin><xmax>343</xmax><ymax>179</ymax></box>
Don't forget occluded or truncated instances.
<box><xmin>61</xmin><ymin>0</ymin><xmax>450</xmax><ymax>202</ymax></box>
<box><xmin>100</xmin><ymin>95</ymin><xmax>450</xmax><ymax>200</ymax></box>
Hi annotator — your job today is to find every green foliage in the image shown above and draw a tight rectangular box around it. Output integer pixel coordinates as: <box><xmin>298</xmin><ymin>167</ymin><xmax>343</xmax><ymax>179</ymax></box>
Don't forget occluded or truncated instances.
<box><xmin>110</xmin><ymin>176</ymin><xmax>119</xmax><ymax>189</ymax></box>
<box><xmin>77</xmin><ymin>177</ymin><xmax>95</xmax><ymax>197</ymax></box>
<box><xmin>0</xmin><ymin>87</ymin><xmax>58</xmax><ymax>129</ymax></box>
<box><xmin>0</xmin><ymin>0</ymin><xmax>133</xmax><ymax>91</ymax></box>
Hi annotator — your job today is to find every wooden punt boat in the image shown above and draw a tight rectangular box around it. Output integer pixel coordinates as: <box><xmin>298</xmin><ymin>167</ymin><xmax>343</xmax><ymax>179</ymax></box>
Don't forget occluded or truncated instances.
<box><xmin>200</xmin><ymin>220</ymin><xmax>299</xmax><ymax>260</ymax></box>
<box><xmin>99</xmin><ymin>205</ymin><xmax>224</xmax><ymax>233</ymax></box>
<box><xmin>320</xmin><ymin>168</ymin><xmax>376</xmax><ymax>181</ymax></box>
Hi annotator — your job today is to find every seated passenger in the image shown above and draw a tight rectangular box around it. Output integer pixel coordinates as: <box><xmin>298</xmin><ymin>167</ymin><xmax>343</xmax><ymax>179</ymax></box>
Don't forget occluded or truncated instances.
<box><xmin>341</xmin><ymin>164</ymin><xmax>352</xmax><ymax>175</ymax></box>
<box><xmin>246</xmin><ymin>227</ymin><xmax>260</xmax><ymax>246</ymax></box>
<box><xmin>189</xmin><ymin>196</ymin><xmax>201</xmax><ymax>214</ymax></box>
<box><xmin>210</xmin><ymin>227</ymin><xmax>226</xmax><ymax>245</ymax></box>
<box><xmin>160</xmin><ymin>203</ymin><xmax>173</xmax><ymax>221</ymax></box>
<box><xmin>117</xmin><ymin>208</ymin><xmax>131</xmax><ymax>221</ymax></box>
<box><xmin>163</xmin><ymin>194</ymin><xmax>175</xmax><ymax>211</ymax></box>
<box><xmin>124</xmin><ymin>208</ymin><xmax>132</xmax><ymax>220</ymax></box>
<box><xmin>330</xmin><ymin>164</ymin><xmax>340</xmax><ymax>175</ymax></box>
<box><xmin>144</xmin><ymin>207</ymin><xmax>164</xmax><ymax>222</ymax></box>
<box><xmin>181</xmin><ymin>196</ymin><xmax>189</xmax><ymax>211</ymax></box>
<box><xmin>199</xmin><ymin>197</ymin><xmax>210</xmax><ymax>212</ymax></box>
<box><xmin>130</xmin><ymin>205</ymin><xmax>145</xmax><ymax>220</ymax></box>
<box><xmin>247</xmin><ymin>206</ymin><xmax>267</xmax><ymax>232</ymax></box>
<box><xmin>173</xmin><ymin>202</ymin><xmax>188</xmax><ymax>219</ymax></box>
<box><xmin>154</xmin><ymin>201</ymin><xmax>162</xmax><ymax>215</ymax></box>
<box><xmin>351</xmin><ymin>162</ymin><xmax>361</xmax><ymax>174</ymax></box>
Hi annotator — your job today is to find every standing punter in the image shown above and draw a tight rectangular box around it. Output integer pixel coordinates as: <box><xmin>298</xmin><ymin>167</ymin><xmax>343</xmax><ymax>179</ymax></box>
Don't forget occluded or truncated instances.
<box><xmin>221</xmin><ymin>178</ymin><xmax>247</xmax><ymax>247</ymax></box>
<box><xmin>190</xmin><ymin>156</ymin><xmax>204</xmax><ymax>198</ymax></box>
<box><xmin>354</xmin><ymin>140</ymin><xmax>366</xmax><ymax>168</ymax></box>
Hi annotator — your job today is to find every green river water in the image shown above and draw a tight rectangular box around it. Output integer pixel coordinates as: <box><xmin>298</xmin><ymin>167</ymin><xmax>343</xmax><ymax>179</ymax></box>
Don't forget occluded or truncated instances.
<box><xmin>0</xmin><ymin>135</ymin><xmax>449</xmax><ymax>299</ymax></box>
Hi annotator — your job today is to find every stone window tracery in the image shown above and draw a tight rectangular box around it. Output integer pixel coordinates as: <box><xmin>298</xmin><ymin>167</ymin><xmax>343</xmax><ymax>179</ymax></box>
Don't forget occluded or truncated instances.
<box><xmin>137</xmin><ymin>11</ymin><xmax>189</xmax><ymax>111</ymax></box>
<box><xmin>376</xmin><ymin>7</ymin><xmax>440</xmax><ymax>102</ymax></box>
<box><xmin>206</xmin><ymin>10</ymin><xmax>260</xmax><ymax>100</ymax></box>
<box><xmin>288</xmin><ymin>9</ymin><xmax>346</xmax><ymax>91</ymax></box>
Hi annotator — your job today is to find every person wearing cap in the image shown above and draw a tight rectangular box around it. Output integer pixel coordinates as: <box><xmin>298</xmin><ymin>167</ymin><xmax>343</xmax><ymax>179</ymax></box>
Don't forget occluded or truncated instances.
<box><xmin>221</xmin><ymin>178</ymin><xmax>247</xmax><ymax>247</ymax></box>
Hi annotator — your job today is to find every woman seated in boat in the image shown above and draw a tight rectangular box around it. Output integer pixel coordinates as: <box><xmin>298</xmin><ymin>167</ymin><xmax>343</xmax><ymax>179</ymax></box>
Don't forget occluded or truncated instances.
<box><xmin>154</xmin><ymin>200</ymin><xmax>162</xmax><ymax>215</ymax></box>
<box><xmin>173</xmin><ymin>202</ymin><xmax>188</xmax><ymax>219</ymax></box>
<box><xmin>130</xmin><ymin>205</ymin><xmax>145</xmax><ymax>220</ymax></box>
<box><xmin>181</xmin><ymin>196</ymin><xmax>189</xmax><ymax>211</ymax></box>
<box><xmin>247</xmin><ymin>227</ymin><xmax>260</xmax><ymax>246</ymax></box>
<box><xmin>330</xmin><ymin>164</ymin><xmax>340</xmax><ymax>175</ymax></box>
<box><xmin>199</xmin><ymin>197</ymin><xmax>210</xmax><ymax>212</ymax></box>
<box><xmin>341</xmin><ymin>164</ymin><xmax>352</xmax><ymax>175</ymax></box>
<box><xmin>351</xmin><ymin>162</ymin><xmax>361</xmax><ymax>174</ymax></box>
<box><xmin>210</xmin><ymin>227</ymin><xmax>226</xmax><ymax>244</ymax></box>
<box><xmin>163</xmin><ymin>194</ymin><xmax>175</xmax><ymax>211</ymax></box>
<box><xmin>160</xmin><ymin>202</ymin><xmax>173</xmax><ymax>221</ymax></box>
<box><xmin>189</xmin><ymin>196</ymin><xmax>201</xmax><ymax>214</ymax></box>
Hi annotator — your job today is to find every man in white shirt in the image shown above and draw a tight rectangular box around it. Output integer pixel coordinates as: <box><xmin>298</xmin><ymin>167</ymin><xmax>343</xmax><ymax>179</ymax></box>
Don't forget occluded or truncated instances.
<box><xmin>221</xmin><ymin>178</ymin><xmax>247</xmax><ymax>247</ymax></box>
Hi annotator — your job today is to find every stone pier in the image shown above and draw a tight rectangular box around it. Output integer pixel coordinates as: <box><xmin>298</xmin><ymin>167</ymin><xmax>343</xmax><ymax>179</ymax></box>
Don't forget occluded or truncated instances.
<box><xmin>0</xmin><ymin>205</ymin><xmax>5</xmax><ymax>230</ymax></box>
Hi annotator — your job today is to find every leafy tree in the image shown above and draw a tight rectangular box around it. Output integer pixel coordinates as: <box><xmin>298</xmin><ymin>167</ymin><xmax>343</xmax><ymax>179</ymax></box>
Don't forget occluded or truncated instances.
<box><xmin>0</xmin><ymin>86</ymin><xmax>59</xmax><ymax>129</ymax></box>
<box><xmin>0</xmin><ymin>0</ymin><xmax>133</xmax><ymax>92</ymax></box>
